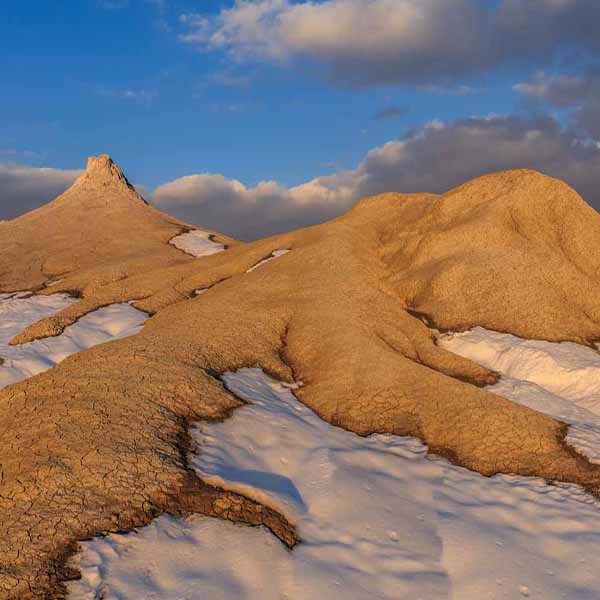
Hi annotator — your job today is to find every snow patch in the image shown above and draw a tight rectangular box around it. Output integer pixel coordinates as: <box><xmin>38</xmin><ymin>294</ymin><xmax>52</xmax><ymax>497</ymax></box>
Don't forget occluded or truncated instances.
<box><xmin>169</xmin><ymin>230</ymin><xmax>226</xmax><ymax>257</ymax></box>
<box><xmin>68</xmin><ymin>368</ymin><xmax>600</xmax><ymax>599</ymax></box>
<box><xmin>439</xmin><ymin>328</ymin><xmax>600</xmax><ymax>409</ymax></box>
<box><xmin>439</xmin><ymin>327</ymin><xmax>600</xmax><ymax>463</ymax></box>
<box><xmin>246</xmin><ymin>249</ymin><xmax>290</xmax><ymax>272</ymax></box>
<box><xmin>0</xmin><ymin>293</ymin><xmax>148</xmax><ymax>390</ymax></box>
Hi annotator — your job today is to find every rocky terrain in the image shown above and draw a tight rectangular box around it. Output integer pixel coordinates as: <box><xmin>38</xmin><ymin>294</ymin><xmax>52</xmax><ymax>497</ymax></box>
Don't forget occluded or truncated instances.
<box><xmin>1</xmin><ymin>155</ymin><xmax>600</xmax><ymax>598</ymax></box>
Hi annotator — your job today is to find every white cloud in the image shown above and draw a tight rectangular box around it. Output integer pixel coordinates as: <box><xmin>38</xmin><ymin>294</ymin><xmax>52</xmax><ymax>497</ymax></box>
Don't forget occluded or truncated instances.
<box><xmin>153</xmin><ymin>171</ymin><xmax>356</xmax><ymax>240</ymax></box>
<box><xmin>178</xmin><ymin>0</ymin><xmax>600</xmax><ymax>88</ymax></box>
<box><xmin>179</xmin><ymin>0</ymin><xmax>487</xmax><ymax>87</ymax></box>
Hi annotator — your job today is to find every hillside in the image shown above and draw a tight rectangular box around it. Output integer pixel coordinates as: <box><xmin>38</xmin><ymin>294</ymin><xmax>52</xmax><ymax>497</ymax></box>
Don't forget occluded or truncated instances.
<box><xmin>0</xmin><ymin>154</ymin><xmax>234</xmax><ymax>293</ymax></box>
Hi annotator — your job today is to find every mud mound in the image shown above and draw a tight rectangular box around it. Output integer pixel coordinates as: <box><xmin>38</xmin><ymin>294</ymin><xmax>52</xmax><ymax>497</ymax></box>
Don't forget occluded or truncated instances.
<box><xmin>0</xmin><ymin>154</ymin><xmax>234</xmax><ymax>293</ymax></box>
<box><xmin>1</xmin><ymin>160</ymin><xmax>600</xmax><ymax>597</ymax></box>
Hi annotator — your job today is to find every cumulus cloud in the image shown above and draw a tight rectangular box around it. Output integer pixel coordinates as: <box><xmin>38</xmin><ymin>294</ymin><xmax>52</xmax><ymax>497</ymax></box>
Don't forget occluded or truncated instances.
<box><xmin>178</xmin><ymin>0</ymin><xmax>600</xmax><ymax>88</ymax></box>
<box><xmin>0</xmin><ymin>164</ymin><xmax>80</xmax><ymax>221</ymax></box>
<box><xmin>516</xmin><ymin>68</ymin><xmax>600</xmax><ymax>140</ymax></box>
<box><xmin>153</xmin><ymin>172</ymin><xmax>355</xmax><ymax>240</ymax></box>
<box><xmin>153</xmin><ymin>115</ymin><xmax>600</xmax><ymax>240</ymax></box>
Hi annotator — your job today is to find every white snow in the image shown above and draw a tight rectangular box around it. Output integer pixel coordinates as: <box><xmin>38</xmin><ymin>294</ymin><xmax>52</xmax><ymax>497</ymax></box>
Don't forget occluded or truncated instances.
<box><xmin>246</xmin><ymin>249</ymin><xmax>290</xmax><ymax>272</ymax></box>
<box><xmin>439</xmin><ymin>328</ymin><xmax>600</xmax><ymax>410</ymax></box>
<box><xmin>0</xmin><ymin>293</ymin><xmax>148</xmax><ymax>390</ymax></box>
<box><xmin>169</xmin><ymin>230</ymin><xmax>226</xmax><ymax>257</ymax></box>
<box><xmin>69</xmin><ymin>367</ymin><xmax>600</xmax><ymax>600</ymax></box>
<box><xmin>439</xmin><ymin>328</ymin><xmax>600</xmax><ymax>463</ymax></box>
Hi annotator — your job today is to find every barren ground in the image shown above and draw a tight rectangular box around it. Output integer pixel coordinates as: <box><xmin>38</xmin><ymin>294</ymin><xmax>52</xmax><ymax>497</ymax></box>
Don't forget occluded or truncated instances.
<box><xmin>1</xmin><ymin>157</ymin><xmax>600</xmax><ymax>597</ymax></box>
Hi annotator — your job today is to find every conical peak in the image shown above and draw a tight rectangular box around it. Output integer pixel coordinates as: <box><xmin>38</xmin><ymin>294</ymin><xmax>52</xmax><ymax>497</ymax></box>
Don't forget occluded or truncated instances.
<box><xmin>70</xmin><ymin>153</ymin><xmax>146</xmax><ymax>203</ymax></box>
<box><xmin>82</xmin><ymin>154</ymin><xmax>133</xmax><ymax>187</ymax></box>
<box><xmin>86</xmin><ymin>153</ymin><xmax>122</xmax><ymax>177</ymax></box>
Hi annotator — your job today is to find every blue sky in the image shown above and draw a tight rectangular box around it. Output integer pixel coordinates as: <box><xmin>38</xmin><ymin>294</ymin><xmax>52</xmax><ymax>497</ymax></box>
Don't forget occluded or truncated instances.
<box><xmin>3</xmin><ymin>1</ymin><xmax>600</xmax><ymax>238</ymax></box>
<box><xmin>2</xmin><ymin>0</ymin><xmax>518</xmax><ymax>187</ymax></box>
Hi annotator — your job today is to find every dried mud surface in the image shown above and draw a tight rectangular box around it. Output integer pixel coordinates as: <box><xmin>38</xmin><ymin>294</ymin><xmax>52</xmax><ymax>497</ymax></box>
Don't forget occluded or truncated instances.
<box><xmin>2</xmin><ymin>158</ymin><xmax>600</xmax><ymax>597</ymax></box>
<box><xmin>0</xmin><ymin>155</ymin><xmax>234</xmax><ymax>296</ymax></box>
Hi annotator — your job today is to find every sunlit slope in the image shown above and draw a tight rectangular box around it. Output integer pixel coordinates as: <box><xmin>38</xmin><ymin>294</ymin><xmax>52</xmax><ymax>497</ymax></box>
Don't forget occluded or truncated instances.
<box><xmin>0</xmin><ymin>154</ymin><xmax>235</xmax><ymax>292</ymax></box>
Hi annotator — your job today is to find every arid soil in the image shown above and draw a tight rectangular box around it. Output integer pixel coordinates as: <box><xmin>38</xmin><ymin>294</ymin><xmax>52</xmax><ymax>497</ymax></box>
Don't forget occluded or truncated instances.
<box><xmin>1</xmin><ymin>157</ymin><xmax>600</xmax><ymax>597</ymax></box>
<box><xmin>0</xmin><ymin>155</ymin><xmax>234</xmax><ymax>294</ymax></box>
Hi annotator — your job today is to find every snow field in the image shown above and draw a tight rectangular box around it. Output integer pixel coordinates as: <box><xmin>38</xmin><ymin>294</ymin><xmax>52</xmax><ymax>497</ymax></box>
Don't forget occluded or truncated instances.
<box><xmin>69</xmin><ymin>367</ymin><xmax>600</xmax><ymax>600</ymax></box>
<box><xmin>439</xmin><ymin>328</ymin><xmax>600</xmax><ymax>463</ymax></box>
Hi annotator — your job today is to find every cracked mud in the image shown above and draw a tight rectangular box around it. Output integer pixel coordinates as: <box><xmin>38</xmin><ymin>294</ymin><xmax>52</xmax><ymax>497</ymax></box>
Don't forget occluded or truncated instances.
<box><xmin>2</xmin><ymin>158</ymin><xmax>600</xmax><ymax>597</ymax></box>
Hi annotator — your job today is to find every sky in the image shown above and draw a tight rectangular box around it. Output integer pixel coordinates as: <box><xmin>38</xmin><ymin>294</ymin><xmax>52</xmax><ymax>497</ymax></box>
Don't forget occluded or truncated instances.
<box><xmin>3</xmin><ymin>0</ymin><xmax>600</xmax><ymax>239</ymax></box>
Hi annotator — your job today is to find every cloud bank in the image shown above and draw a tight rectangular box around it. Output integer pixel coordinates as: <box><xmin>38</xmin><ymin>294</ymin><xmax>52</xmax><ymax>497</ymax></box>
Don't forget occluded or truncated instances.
<box><xmin>153</xmin><ymin>115</ymin><xmax>600</xmax><ymax>239</ymax></box>
<box><xmin>4</xmin><ymin>120</ymin><xmax>600</xmax><ymax>240</ymax></box>
<box><xmin>0</xmin><ymin>164</ymin><xmax>80</xmax><ymax>222</ymax></box>
<box><xmin>179</xmin><ymin>0</ymin><xmax>600</xmax><ymax>88</ymax></box>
